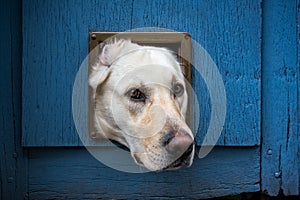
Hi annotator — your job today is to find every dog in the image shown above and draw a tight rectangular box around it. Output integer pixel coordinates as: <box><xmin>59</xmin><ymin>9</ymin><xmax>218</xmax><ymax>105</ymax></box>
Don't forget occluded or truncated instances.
<box><xmin>89</xmin><ymin>39</ymin><xmax>195</xmax><ymax>171</ymax></box>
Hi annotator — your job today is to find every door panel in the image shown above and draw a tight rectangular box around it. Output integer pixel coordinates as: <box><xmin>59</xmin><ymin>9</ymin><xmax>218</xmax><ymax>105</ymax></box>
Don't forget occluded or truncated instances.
<box><xmin>17</xmin><ymin>0</ymin><xmax>300</xmax><ymax>198</ymax></box>
<box><xmin>261</xmin><ymin>0</ymin><xmax>300</xmax><ymax>196</ymax></box>
<box><xmin>27</xmin><ymin>147</ymin><xmax>260</xmax><ymax>199</ymax></box>
<box><xmin>22</xmin><ymin>0</ymin><xmax>261</xmax><ymax>147</ymax></box>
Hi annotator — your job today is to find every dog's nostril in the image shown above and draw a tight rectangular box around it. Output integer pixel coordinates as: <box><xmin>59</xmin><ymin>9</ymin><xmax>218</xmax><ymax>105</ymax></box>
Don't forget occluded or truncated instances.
<box><xmin>162</xmin><ymin>131</ymin><xmax>175</xmax><ymax>147</ymax></box>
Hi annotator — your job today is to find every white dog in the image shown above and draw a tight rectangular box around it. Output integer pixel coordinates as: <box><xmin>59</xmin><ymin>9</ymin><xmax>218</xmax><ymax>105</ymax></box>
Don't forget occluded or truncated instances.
<box><xmin>89</xmin><ymin>39</ymin><xmax>194</xmax><ymax>171</ymax></box>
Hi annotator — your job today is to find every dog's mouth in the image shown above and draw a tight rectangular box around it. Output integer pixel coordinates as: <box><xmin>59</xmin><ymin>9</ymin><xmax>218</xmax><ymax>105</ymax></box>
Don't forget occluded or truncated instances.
<box><xmin>163</xmin><ymin>144</ymin><xmax>194</xmax><ymax>170</ymax></box>
<box><xmin>110</xmin><ymin>139</ymin><xmax>194</xmax><ymax>171</ymax></box>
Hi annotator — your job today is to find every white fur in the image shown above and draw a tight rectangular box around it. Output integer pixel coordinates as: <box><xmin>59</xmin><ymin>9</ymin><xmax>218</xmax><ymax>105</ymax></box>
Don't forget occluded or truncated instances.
<box><xmin>89</xmin><ymin>40</ymin><xmax>194</xmax><ymax>171</ymax></box>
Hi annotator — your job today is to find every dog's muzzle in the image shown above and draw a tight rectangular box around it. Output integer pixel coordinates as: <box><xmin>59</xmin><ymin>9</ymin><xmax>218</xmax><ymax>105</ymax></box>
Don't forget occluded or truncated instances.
<box><xmin>163</xmin><ymin>143</ymin><xmax>194</xmax><ymax>170</ymax></box>
<box><xmin>161</xmin><ymin>130</ymin><xmax>194</xmax><ymax>170</ymax></box>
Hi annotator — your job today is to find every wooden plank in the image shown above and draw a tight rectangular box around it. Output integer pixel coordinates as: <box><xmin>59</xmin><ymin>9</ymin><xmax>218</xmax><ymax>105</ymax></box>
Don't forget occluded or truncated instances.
<box><xmin>0</xmin><ymin>1</ymin><xmax>28</xmax><ymax>199</ymax></box>
<box><xmin>261</xmin><ymin>0</ymin><xmax>299</xmax><ymax>196</ymax></box>
<box><xmin>298</xmin><ymin>0</ymin><xmax>300</xmax><ymax>196</ymax></box>
<box><xmin>27</xmin><ymin>147</ymin><xmax>260</xmax><ymax>199</ymax></box>
<box><xmin>22</xmin><ymin>0</ymin><xmax>134</xmax><ymax>146</ymax></box>
<box><xmin>22</xmin><ymin>0</ymin><xmax>261</xmax><ymax>146</ymax></box>
<box><xmin>130</xmin><ymin>0</ymin><xmax>262</xmax><ymax>146</ymax></box>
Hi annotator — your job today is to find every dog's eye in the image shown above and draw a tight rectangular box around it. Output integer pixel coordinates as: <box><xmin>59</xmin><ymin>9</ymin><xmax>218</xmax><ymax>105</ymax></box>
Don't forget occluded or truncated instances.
<box><xmin>128</xmin><ymin>89</ymin><xmax>146</xmax><ymax>102</ymax></box>
<box><xmin>173</xmin><ymin>82</ymin><xmax>184</xmax><ymax>97</ymax></box>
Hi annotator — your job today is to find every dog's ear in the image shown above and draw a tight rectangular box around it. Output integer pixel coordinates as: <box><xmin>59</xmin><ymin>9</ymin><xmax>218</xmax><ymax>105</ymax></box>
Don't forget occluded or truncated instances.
<box><xmin>89</xmin><ymin>40</ymin><xmax>128</xmax><ymax>90</ymax></box>
<box><xmin>99</xmin><ymin>39</ymin><xmax>127</xmax><ymax>66</ymax></box>
<box><xmin>89</xmin><ymin>62</ymin><xmax>110</xmax><ymax>91</ymax></box>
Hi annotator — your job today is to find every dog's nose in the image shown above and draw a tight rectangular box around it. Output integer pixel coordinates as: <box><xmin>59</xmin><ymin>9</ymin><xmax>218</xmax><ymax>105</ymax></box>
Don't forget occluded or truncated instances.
<box><xmin>162</xmin><ymin>131</ymin><xmax>194</xmax><ymax>156</ymax></box>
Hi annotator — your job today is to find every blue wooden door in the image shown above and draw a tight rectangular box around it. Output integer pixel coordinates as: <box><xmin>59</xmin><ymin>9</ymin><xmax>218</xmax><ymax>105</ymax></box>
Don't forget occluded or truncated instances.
<box><xmin>261</xmin><ymin>0</ymin><xmax>300</xmax><ymax>195</ymax></box>
<box><xmin>16</xmin><ymin>0</ymin><xmax>300</xmax><ymax>198</ymax></box>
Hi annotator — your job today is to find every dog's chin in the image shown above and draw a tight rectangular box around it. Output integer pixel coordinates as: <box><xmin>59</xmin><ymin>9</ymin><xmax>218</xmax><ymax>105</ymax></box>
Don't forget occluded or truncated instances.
<box><xmin>162</xmin><ymin>144</ymin><xmax>194</xmax><ymax>171</ymax></box>
<box><xmin>133</xmin><ymin>144</ymin><xmax>195</xmax><ymax>172</ymax></box>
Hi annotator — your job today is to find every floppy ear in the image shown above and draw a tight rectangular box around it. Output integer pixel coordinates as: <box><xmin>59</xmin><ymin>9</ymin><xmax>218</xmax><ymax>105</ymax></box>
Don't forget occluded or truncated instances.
<box><xmin>89</xmin><ymin>62</ymin><xmax>110</xmax><ymax>91</ymax></box>
<box><xmin>89</xmin><ymin>39</ymin><xmax>127</xmax><ymax>90</ymax></box>
<box><xmin>98</xmin><ymin>39</ymin><xmax>127</xmax><ymax>66</ymax></box>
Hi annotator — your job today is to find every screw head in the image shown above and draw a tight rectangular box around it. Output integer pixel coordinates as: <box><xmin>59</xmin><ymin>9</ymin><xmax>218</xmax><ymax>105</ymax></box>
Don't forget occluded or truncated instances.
<box><xmin>90</xmin><ymin>132</ymin><xmax>98</xmax><ymax>139</ymax></box>
<box><xmin>274</xmin><ymin>171</ymin><xmax>281</xmax><ymax>178</ymax></box>
<box><xmin>267</xmin><ymin>149</ymin><xmax>272</xmax><ymax>155</ymax></box>
<box><xmin>91</xmin><ymin>33</ymin><xmax>97</xmax><ymax>40</ymax></box>
<box><xmin>184</xmin><ymin>34</ymin><xmax>190</xmax><ymax>40</ymax></box>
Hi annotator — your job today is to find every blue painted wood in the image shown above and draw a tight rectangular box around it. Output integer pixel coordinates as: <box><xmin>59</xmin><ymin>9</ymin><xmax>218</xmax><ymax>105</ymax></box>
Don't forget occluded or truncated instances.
<box><xmin>27</xmin><ymin>147</ymin><xmax>260</xmax><ymax>199</ymax></box>
<box><xmin>130</xmin><ymin>0</ymin><xmax>262</xmax><ymax>146</ymax></box>
<box><xmin>0</xmin><ymin>1</ymin><xmax>28</xmax><ymax>199</ymax></box>
<box><xmin>22</xmin><ymin>0</ymin><xmax>261</xmax><ymax>146</ymax></box>
<box><xmin>261</xmin><ymin>0</ymin><xmax>299</xmax><ymax>196</ymax></box>
<box><xmin>298</xmin><ymin>1</ymin><xmax>300</xmax><ymax>196</ymax></box>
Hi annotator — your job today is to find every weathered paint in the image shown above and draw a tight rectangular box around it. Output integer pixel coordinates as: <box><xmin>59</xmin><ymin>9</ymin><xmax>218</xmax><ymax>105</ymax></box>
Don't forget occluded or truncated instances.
<box><xmin>0</xmin><ymin>1</ymin><xmax>28</xmax><ymax>199</ymax></box>
<box><xmin>28</xmin><ymin>147</ymin><xmax>260</xmax><ymax>199</ymax></box>
<box><xmin>261</xmin><ymin>0</ymin><xmax>300</xmax><ymax>196</ymax></box>
<box><xmin>0</xmin><ymin>0</ymin><xmax>299</xmax><ymax>198</ymax></box>
<box><xmin>22</xmin><ymin>0</ymin><xmax>261</xmax><ymax>146</ymax></box>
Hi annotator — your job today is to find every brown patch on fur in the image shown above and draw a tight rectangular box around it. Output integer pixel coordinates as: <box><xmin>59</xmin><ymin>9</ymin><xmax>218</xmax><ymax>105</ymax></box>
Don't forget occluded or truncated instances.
<box><xmin>141</xmin><ymin>114</ymin><xmax>152</xmax><ymax>124</ymax></box>
<box><xmin>128</xmin><ymin>103</ymin><xmax>144</xmax><ymax>118</ymax></box>
<box><xmin>159</xmin><ymin>98</ymin><xmax>166</xmax><ymax>106</ymax></box>
<box><xmin>142</xmin><ymin>135</ymin><xmax>159</xmax><ymax>150</ymax></box>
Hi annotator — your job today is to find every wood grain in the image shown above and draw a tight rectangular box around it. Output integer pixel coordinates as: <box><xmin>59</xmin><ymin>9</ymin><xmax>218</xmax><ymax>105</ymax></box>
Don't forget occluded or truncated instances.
<box><xmin>261</xmin><ymin>0</ymin><xmax>300</xmax><ymax>196</ymax></box>
<box><xmin>1</xmin><ymin>0</ymin><xmax>298</xmax><ymax>198</ymax></box>
<box><xmin>28</xmin><ymin>147</ymin><xmax>260</xmax><ymax>199</ymax></box>
<box><xmin>22</xmin><ymin>0</ymin><xmax>261</xmax><ymax>147</ymax></box>
<box><xmin>0</xmin><ymin>0</ymin><xmax>28</xmax><ymax>199</ymax></box>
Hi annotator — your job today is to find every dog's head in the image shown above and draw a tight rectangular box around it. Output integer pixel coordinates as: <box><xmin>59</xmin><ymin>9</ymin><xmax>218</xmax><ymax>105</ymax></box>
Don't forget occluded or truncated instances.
<box><xmin>89</xmin><ymin>40</ymin><xmax>194</xmax><ymax>171</ymax></box>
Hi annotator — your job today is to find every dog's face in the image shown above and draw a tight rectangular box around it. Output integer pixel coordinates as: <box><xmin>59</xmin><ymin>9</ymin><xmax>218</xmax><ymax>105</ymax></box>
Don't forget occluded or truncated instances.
<box><xmin>89</xmin><ymin>40</ymin><xmax>194</xmax><ymax>171</ymax></box>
